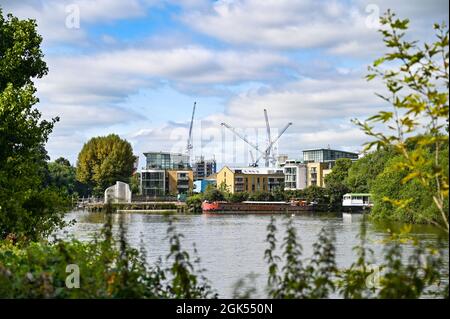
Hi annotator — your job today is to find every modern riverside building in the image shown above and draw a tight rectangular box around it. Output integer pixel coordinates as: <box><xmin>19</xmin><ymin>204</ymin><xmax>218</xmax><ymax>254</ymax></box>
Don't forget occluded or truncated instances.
<box><xmin>302</xmin><ymin>148</ymin><xmax>358</xmax><ymax>163</ymax></box>
<box><xmin>306</xmin><ymin>162</ymin><xmax>332</xmax><ymax>187</ymax></box>
<box><xmin>193</xmin><ymin>156</ymin><xmax>217</xmax><ymax>180</ymax></box>
<box><xmin>302</xmin><ymin>148</ymin><xmax>358</xmax><ymax>187</ymax></box>
<box><xmin>140</xmin><ymin>152</ymin><xmax>193</xmax><ymax>197</ymax></box>
<box><xmin>280</xmin><ymin>160</ymin><xmax>307</xmax><ymax>190</ymax></box>
<box><xmin>216</xmin><ymin>166</ymin><xmax>285</xmax><ymax>194</ymax></box>
<box><xmin>144</xmin><ymin>151</ymin><xmax>190</xmax><ymax>170</ymax></box>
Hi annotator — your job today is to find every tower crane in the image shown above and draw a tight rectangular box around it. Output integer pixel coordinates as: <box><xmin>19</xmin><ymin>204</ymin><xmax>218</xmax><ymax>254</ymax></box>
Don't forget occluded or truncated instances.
<box><xmin>186</xmin><ymin>102</ymin><xmax>196</xmax><ymax>162</ymax></box>
<box><xmin>254</xmin><ymin>122</ymin><xmax>292</xmax><ymax>166</ymax></box>
<box><xmin>264</xmin><ymin>109</ymin><xmax>272</xmax><ymax>166</ymax></box>
<box><xmin>221</xmin><ymin>109</ymin><xmax>292</xmax><ymax>167</ymax></box>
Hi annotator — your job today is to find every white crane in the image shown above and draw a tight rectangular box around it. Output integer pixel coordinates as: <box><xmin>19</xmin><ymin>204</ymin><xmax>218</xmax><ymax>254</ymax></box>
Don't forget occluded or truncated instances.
<box><xmin>186</xmin><ymin>102</ymin><xmax>196</xmax><ymax>162</ymax></box>
<box><xmin>263</xmin><ymin>109</ymin><xmax>273</xmax><ymax>167</ymax></box>
<box><xmin>221</xmin><ymin>109</ymin><xmax>292</xmax><ymax>167</ymax></box>
<box><xmin>254</xmin><ymin>121</ymin><xmax>292</xmax><ymax>166</ymax></box>
<box><xmin>249</xmin><ymin>150</ymin><xmax>258</xmax><ymax>167</ymax></box>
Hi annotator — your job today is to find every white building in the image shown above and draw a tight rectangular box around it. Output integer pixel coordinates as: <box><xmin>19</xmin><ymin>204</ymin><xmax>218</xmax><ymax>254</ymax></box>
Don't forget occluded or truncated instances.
<box><xmin>281</xmin><ymin>160</ymin><xmax>307</xmax><ymax>190</ymax></box>
<box><xmin>104</xmin><ymin>181</ymin><xmax>132</xmax><ymax>203</ymax></box>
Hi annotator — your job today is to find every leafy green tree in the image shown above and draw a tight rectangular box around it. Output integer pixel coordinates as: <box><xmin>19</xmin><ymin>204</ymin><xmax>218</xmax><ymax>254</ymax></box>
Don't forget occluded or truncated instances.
<box><xmin>354</xmin><ymin>10</ymin><xmax>449</xmax><ymax>231</ymax></box>
<box><xmin>130</xmin><ymin>173</ymin><xmax>140</xmax><ymax>195</ymax></box>
<box><xmin>345</xmin><ymin>148</ymin><xmax>396</xmax><ymax>193</ymax></box>
<box><xmin>228</xmin><ymin>192</ymin><xmax>249</xmax><ymax>203</ymax></box>
<box><xmin>248</xmin><ymin>191</ymin><xmax>275</xmax><ymax>201</ymax></box>
<box><xmin>54</xmin><ymin>157</ymin><xmax>71</xmax><ymax>167</ymax></box>
<box><xmin>45</xmin><ymin>157</ymin><xmax>89</xmax><ymax>197</ymax></box>
<box><xmin>370</xmin><ymin>144</ymin><xmax>448</xmax><ymax>224</ymax></box>
<box><xmin>0</xmin><ymin>9</ymin><xmax>48</xmax><ymax>91</ymax></box>
<box><xmin>186</xmin><ymin>193</ymin><xmax>203</xmax><ymax>213</ymax></box>
<box><xmin>323</xmin><ymin>159</ymin><xmax>352</xmax><ymax>211</ymax></box>
<box><xmin>76</xmin><ymin>134</ymin><xmax>136</xmax><ymax>195</ymax></box>
<box><xmin>324</xmin><ymin>158</ymin><xmax>353</xmax><ymax>187</ymax></box>
<box><xmin>303</xmin><ymin>185</ymin><xmax>327</xmax><ymax>203</ymax></box>
<box><xmin>46</xmin><ymin>159</ymin><xmax>76</xmax><ymax>193</ymax></box>
<box><xmin>203</xmin><ymin>184</ymin><xmax>226</xmax><ymax>201</ymax></box>
<box><xmin>0</xmin><ymin>9</ymin><xmax>67</xmax><ymax>241</ymax></box>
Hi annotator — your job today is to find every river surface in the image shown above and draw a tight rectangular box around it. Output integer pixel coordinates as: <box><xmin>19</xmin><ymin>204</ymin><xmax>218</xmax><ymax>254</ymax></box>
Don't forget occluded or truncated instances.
<box><xmin>59</xmin><ymin>210</ymin><xmax>449</xmax><ymax>298</ymax></box>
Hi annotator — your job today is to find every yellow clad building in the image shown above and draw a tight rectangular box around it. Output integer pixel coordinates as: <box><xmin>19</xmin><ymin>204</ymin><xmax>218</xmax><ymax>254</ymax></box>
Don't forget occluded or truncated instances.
<box><xmin>216</xmin><ymin>166</ymin><xmax>285</xmax><ymax>194</ymax></box>
<box><xmin>167</xmin><ymin>170</ymin><xmax>194</xmax><ymax>195</ymax></box>
<box><xmin>306</xmin><ymin>162</ymin><xmax>333</xmax><ymax>187</ymax></box>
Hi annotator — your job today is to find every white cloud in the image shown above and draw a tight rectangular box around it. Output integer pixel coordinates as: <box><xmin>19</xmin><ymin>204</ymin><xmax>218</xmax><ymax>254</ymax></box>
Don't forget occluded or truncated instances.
<box><xmin>0</xmin><ymin>0</ymin><xmax>151</xmax><ymax>44</ymax></box>
<box><xmin>181</xmin><ymin>0</ymin><xmax>378</xmax><ymax>51</ymax></box>
<box><xmin>37</xmin><ymin>46</ymin><xmax>289</xmax><ymax>106</ymax></box>
<box><xmin>180</xmin><ymin>0</ymin><xmax>448</xmax><ymax>57</ymax></box>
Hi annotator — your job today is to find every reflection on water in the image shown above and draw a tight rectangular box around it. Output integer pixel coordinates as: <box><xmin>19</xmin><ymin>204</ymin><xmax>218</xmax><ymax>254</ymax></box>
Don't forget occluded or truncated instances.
<box><xmin>58</xmin><ymin>210</ymin><xmax>449</xmax><ymax>298</ymax></box>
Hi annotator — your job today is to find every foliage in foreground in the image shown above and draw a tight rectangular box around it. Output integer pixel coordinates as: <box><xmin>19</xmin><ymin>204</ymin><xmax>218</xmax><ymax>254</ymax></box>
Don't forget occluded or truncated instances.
<box><xmin>0</xmin><ymin>206</ymin><xmax>216</xmax><ymax>298</ymax></box>
<box><xmin>0</xmin><ymin>9</ymin><xmax>70</xmax><ymax>241</ymax></box>
<box><xmin>233</xmin><ymin>217</ymin><xmax>449</xmax><ymax>299</ymax></box>
<box><xmin>1</xmin><ymin>210</ymin><xmax>447</xmax><ymax>299</ymax></box>
<box><xmin>354</xmin><ymin>10</ymin><xmax>449</xmax><ymax>231</ymax></box>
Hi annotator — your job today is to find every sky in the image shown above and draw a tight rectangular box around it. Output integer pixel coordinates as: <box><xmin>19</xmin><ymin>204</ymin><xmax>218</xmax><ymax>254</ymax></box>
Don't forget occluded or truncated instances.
<box><xmin>0</xmin><ymin>0</ymin><xmax>448</xmax><ymax>169</ymax></box>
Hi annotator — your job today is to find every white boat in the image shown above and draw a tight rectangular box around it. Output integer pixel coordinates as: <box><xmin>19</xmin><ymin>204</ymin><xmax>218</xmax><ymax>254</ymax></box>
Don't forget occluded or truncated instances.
<box><xmin>342</xmin><ymin>193</ymin><xmax>372</xmax><ymax>213</ymax></box>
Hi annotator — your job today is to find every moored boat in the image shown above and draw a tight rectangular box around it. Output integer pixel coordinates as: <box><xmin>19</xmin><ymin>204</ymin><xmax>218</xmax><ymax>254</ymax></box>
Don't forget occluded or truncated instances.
<box><xmin>342</xmin><ymin>193</ymin><xmax>372</xmax><ymax>213</ymax></box>
<box><xmin>201</xmin><ymin>200</ymin><xmax>316</xmax><ymax>214</ymax></box>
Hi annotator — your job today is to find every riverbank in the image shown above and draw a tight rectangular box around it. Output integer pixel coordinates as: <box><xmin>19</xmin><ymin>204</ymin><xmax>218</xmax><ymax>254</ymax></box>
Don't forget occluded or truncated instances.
<box><xmin>83</xmin><ymin>201</ymin><xmax>188</xmax><ymax>213</ymax></box>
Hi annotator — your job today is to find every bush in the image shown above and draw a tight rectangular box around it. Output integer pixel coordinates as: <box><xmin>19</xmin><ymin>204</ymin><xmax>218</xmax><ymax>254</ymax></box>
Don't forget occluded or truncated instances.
<box><xmin>186</xmin><ymin>194</ymin><xmax>203</xmax><ymax>213</ymax></box>
<box><xmin>0</xmin><ymin>208</ymin><xmax>216</xmax><ymax>298</ymax></box>
<box><xmin>228</xmin><ymin>192</ymin><xmax>249</xmax><ymax>203</ymax></box>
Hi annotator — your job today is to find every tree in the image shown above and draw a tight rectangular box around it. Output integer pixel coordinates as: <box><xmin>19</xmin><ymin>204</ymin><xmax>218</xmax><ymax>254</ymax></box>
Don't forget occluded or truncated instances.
<box><xmin>0</xmin><ymin>9</ymin><xmax>66</xmax><ymax>241</ymax></box>
<box><xmin>54</xmin><ymin>157</ymin><xmax>71</xmax><ymax>167</ymax></box>
<box><xmin>354</xmin><ymin>11</ymin><xmax>449</xmax><ymax>231</ymax></box>
<box><xmin>324</xmin><ymin>158</ymin><xmax>353</xmax><ymax>187</ymax></box>
<box><xmin>203</xmin><ymin>184</ymin><xmax>226</xmax><ymax>201</ymax></box>
<box><xmin>0</xmin><ymin>9</ymin><xmax>48</xmax><ymax>91</ymax></box>
<box><xmin>323</xmin><ymin>159</ymin><xmax>352</xmax><ymax>211</ymax></box>
<box><xmin>130</xmin><ymin>173</ymin><xmax>140</xmax><ymax>195</ymax></box>
<box><xmin>47</xmin><ymin>160</ymin><xmax>77</xmax><ymax>194</ymax></box>
<box><xmin>370</xmin><ymin>141</ymin><xmax>448</xmax><ymax>224</ymax></box>
<box><xmin>229</xmin><ymin>192</ymin><xmax>249</xmax><ymax>203</ymax></box>
<box><xmin>303</xmin><ymin>186</ymin><xmax>327</xmax><ymax>203</ymax></box>
<box><xmin>76</xmin><ymin>134</ymin><xmax>136</xmax><ymax>195</ymax></box>
<box><xmin>45</xmin><ymin>157</ymin><xmax>88</xmax><ymax>197</ymax></box>
<box><xmin>345</xmin><ymin>148</ymin><xmax>396</xmax><ymax>193</ymax></box>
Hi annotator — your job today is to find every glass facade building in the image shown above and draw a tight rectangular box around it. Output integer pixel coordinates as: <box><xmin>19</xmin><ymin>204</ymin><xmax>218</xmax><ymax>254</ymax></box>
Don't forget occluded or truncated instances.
<box><xmin>303</xmin><ymin>149</ymin><xmax>358</xmax><ymax>163</ymax></box>
<box><xmin>193</xmin><ymin>156</ymin><xmax>217</xmax><ymax>180</ymax></box>
<box><xmin>141</xmin><ymin>170</ymin><xmax>165</xmax><ymax>197</ymax></box>
<box><xmin>144</xmin><ymin>152</ymin><xmax>190</xmax><ymax>170</ymax></box>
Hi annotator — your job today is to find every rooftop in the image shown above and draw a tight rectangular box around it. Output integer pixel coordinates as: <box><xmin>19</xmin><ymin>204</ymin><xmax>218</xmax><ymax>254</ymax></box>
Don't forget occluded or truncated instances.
<box><xmin>302</xmin><ymin>148</ymin><xmax>358</xmax><ymax>155</ymax></box>
<box><xmin>224</xmin><ymin>166</ymin><xmax>284</xmax><ymax>175</ymax></box>
<box><xmin>143</xmin><ymin>151</ymin><xmax>188</xmax><ymax>156</ymax></box>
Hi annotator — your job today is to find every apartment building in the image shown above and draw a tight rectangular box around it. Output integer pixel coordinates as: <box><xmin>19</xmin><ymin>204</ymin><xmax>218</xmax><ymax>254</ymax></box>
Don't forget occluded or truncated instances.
<box><xmin>193</xmin><ymin>156</ymin><xmax>217</xmax><ymax>180</ymax></box>
<box><xmin>140</xmin><ymin>152</ymin><xmax>193</xmax><ymax>197</ymax></box>
<box><xmin>216</xmin><ymin>166</ymin><xmax>284</xmax><ymax>194</ymax></box>
<box><xmin>281</xmin><ymin>160</ymin><xmax>307</xmax><ymax>190</ymax></box>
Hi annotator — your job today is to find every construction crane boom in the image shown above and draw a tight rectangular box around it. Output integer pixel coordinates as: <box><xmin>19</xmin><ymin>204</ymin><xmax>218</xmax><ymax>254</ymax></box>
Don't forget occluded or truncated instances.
<box><xmin>220</xmin><ymin>123</ymin><xmax>265</xmax><ymax>157</ymax></box>
<box><xmin>264</xmin><ymin>109</ymin><xmax>272</xmax><ymax>162</ymax></box>
<box><xmin>186</xmin><ymin>102</ymin><xmax>196</xmax><ymax>154</ymax></box>
<box><xmin>221</xmin><ymin>109</ymin><xmax>292</xmax><ymax>167</ymax></box>
<box><xmin>255</xmin><ymin>122</ymin><xmax>292</xmax><ymax>165</ymax></box>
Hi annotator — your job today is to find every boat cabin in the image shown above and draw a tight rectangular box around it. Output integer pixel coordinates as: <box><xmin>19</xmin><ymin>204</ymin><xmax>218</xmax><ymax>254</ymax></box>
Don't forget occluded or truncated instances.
<box><xmin>342</xmin><ymin>193</ymin><xmax>372</xmax><ymax>207</ymax></box>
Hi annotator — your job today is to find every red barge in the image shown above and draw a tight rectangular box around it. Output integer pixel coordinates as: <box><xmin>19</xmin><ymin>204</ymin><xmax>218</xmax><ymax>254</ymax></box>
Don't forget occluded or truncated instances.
<box><xmin>201</xmin><ymin>200</ymin><xmax>316</xmax><ymax>214</ymax></box>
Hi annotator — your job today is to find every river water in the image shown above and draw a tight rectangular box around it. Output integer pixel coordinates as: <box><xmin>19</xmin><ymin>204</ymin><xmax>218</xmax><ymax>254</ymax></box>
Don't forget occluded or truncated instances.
<box><xmin>59</xmin><ymin>210</ymin><xmax>448</xmax><ymax>298</ymax></box>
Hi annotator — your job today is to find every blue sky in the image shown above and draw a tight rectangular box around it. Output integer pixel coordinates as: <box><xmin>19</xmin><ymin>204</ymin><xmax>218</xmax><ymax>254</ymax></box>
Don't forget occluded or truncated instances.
<box><xmin>0</xmin><ymin>0</ymin><xmax>448</xmax><ymax>168</ymax></box>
